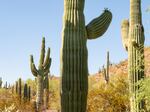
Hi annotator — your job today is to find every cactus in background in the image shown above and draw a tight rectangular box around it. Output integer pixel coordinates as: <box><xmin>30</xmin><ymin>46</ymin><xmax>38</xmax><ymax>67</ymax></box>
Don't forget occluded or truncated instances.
<box><xmin>15</xmin><ymin>81</ymin><xmax>18</xmax><ymax>94</ymax></box>
<box><xmin>43</xmin><ymin>73</ymin><xmax>49</xmax><ymax>109</ymax></box>
<box><xmin>18</xmin><ymin>78</ymin><xmax>22</xmax><ymax>100</ymax></box>
<box><xmin>60</xmin><ymin>0</ymin><xmax>112</xmax><ymax>111</ymax></box>
<box><xmin>0</xmin><ymin>77</ymin><xmax>2</xmax><ymax>88</ymax></box>
<box><xmin>4</xmin><ymin>81</ymin><xmax>7</xmax><ymax>89</ymax></box>
<box><xmin>121</xmin><ymin>0</ymin><xmax>145</xmax><ymax>111</ymax></box>
<box><xmin>102</xmin><ymin>51</ymin><xmax>110</xmax><ymax>83</ymax></box>
<box><xmin>24</xmin><ymin>83</ymin><xmax>28</xmax><ymax>101</ymax></box>
<box><xmin>28</xmin><ymin>86</ymin><xmax>31</xmax><ymax>101</ymax></box>
<box><xmin>106</xmin><ymin>51</ymin><xmax>109</xmax><ymax>83</ymax></box>
<box><xmin>30</xmin><ymin>37</ymin><xmax>51</xmax><ymax>111</ymax></box>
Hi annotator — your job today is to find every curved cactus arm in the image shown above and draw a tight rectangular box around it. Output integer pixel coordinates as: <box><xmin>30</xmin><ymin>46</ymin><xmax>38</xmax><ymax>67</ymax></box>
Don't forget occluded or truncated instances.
<box><xmin>86</xmin><ymin>9</ymin><xmax>112</xmax><ymax>39</ymax></box>
<box><xmin>30</xmin><ymin>55</ymin><xmax>38</xmax><ymax>77</ymax></box>
<box><xmin>44</xmin><ymin>48</ymin><xmax>50</xmax><ymax>67</ymax></box>
<box><xmin>44</xmin><ymin>60</ymin><xmax>51</xmax><ymax>75</ymax></box>
<box><xmin>39</xmin><ymin>37</ymin><xmax>45</xmax><ymax>69</ymax></box>
<box><xmin>121</xmin><ymin>19</ymin><xmax>129</xmax><ymax>51</ymax></box>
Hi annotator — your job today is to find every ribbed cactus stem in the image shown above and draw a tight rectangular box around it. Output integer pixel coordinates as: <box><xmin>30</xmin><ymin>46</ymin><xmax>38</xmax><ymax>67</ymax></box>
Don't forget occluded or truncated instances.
<box><xmin>30</xmin><ymin>37</ymin><xmax>51</xmax><ymax>111</ymax></box>
<box><xmin>121</xmin><ymin>0</ymin><xmax>145</xmax><ymax>111</ymax></box>
<box><xmin>86</xmin><ymin>10</ymin><xmax>112</xmax><ymax>39</ymax></box>
<box><xmin>61</xmin><ymin>0</ymin><xmax>112</xmax><ymax>112</ymax></box>
<box><xmin>130</xmin><ymin>0</ymin><xmax>142</xmax><ymax>26</ymax></box>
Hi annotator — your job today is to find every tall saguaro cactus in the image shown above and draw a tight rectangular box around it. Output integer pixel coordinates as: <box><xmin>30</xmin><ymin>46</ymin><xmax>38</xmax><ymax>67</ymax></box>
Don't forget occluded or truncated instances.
<box><xmin>60</xmin><ymin>0</ymin><xmax>112</xmax><ymax>112</ymax></box>
<box><xmin>30</xmin><ymin>37</ymin><xmax>51</xmax><ymax>111</ymax></box>
<box><xmin>121</xmin><ymin>0</ymin><xmax>145</xmax><ymax>111</ymax></box>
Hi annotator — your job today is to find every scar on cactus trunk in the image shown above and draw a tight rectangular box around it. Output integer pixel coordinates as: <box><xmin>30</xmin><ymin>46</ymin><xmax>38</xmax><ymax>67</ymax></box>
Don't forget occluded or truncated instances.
<box><xmin>30</xmin><ymin>37</ymin><xmax>51</xmax><ymax>111</ymax></box>
<box><xmin>60</xmin><ymin>0</ymin><xmax>112</xmax><ymax>112</ymax></box>
<box><xmin>121</xmin><ymin>0</ymin><xmax>145</xmax><ymax>111</ymax></box>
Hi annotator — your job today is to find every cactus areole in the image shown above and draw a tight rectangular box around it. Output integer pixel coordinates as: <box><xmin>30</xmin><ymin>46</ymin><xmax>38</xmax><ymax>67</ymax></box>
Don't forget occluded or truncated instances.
<box><xmin>60</xmin><ymin>0</ymin><xmax>112</xmax><ymax>112</ymax></box>
<box><xmin>121</xmin><ymin>0</ymin><xmax>145</xmax><ymax>111</ymax></box>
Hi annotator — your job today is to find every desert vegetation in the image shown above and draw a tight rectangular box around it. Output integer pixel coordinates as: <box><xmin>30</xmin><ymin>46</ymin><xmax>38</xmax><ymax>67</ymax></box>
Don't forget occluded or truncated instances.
<box><xmin>0</xmin><ymin>0</ymin><xmax>150</xmax><ymax>112</ymax></box>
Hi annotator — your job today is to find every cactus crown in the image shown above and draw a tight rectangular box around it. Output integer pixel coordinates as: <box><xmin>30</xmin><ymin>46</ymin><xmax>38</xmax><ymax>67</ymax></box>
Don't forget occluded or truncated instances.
<box><xmin>30</xmin><ymin>37</ymin><xmax>51</xmax><ymax>77</ymax></box>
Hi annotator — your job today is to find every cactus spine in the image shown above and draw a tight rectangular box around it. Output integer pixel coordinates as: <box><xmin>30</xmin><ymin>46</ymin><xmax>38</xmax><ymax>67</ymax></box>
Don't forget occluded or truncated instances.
<box><xmin>61</xmin><ymin>0</ymin><xmax>112</xmax><ymax>111</ymax></box>
<box><xmin>30</xmin><ymin>37</ymin><xmax>51</xmax><ymax>111</ymax></box>
<box><xmin>121</xmin><ymin>0</ymin><xmax>145</xmax><ymax>111</ymax></box>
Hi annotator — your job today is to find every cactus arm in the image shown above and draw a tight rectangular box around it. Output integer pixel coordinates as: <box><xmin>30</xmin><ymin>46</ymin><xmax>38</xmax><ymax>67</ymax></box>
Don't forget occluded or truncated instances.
<box><xmin>39</xmin><ymin>37</ymin><xmax>45</xmax><ymax>69</ymax></box>
<box><xmin>43</xmin><ymin>48</ymin><xmax>50</xmax><ymax>67</ymax></box>
<box><xmin>44</xmin><ymin>61</ymin><xmax>51</xmax><ymax>75</ymax></box>
<box><xmin>121</xmin><ymin>19</ymin><xmax>129</xmax><ymax>51</ymax></box>
<box><xmin>30</xmin><ymin>55</ymin><xmax>38</xmax><ymax>77</ymax></box>
<box><xmin>86</xmin><ymin>9</ymin><xmax>112</xmax><ymax>39</ymax></box>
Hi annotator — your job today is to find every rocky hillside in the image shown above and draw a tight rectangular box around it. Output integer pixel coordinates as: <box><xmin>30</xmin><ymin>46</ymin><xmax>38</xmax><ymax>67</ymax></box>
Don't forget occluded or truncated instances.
<box><xmin>91</xmin><ymin>47</ymin><xmax>150</xmax><ymax>82</ymax></box>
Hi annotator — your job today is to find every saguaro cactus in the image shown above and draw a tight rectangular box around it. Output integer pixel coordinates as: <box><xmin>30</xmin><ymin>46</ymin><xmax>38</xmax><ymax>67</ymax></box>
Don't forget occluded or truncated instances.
<box><xmin>24</xmin><ymin>83</ymin><xmax>28</xmax><ymax>100</ymax></box>
<box><xmin>102</xmin><ymin>51</ymin><xmax>110</xmax><ymax>83</ymax></box>
<box><xmin>121</xmin><ymin>0</ymin><xmax>145</xmax><ymax>111</ymax></box>
<box><xmin>30</xmin><ymin>37</ymin><xmax>51</xmax><ymax>111</ymax></box>
<box><xmin>28</xmin><ymin>86</ymin><xmax>31</xmax><ymax>101</ymax></box>
<box><xmin>0</xmin><ymin>77</ymin><xmax>2</xmax><ymax>88</ymax></box>
<box><xmin>15</xmin><ymin>81</ymin><xmax>18</xmax><ymax>94</ymax></box>
<box><xmin>60</xmin><ymin>0</ymin><xmax>112</xmax><ymax>112</ymax></box>
<box><xmin>18</xmin><ymin>78</ymin><xmax>22</xmax><ymax>100</ymax></box>
<box><xmin>106</xmin><ymin>51</ymin><xmax>109</xmax><ymax>83</ymax></box>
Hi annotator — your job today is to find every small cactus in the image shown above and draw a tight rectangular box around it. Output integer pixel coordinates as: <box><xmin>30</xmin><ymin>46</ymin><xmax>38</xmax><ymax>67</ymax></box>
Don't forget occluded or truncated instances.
<box><xmin>0</xmin><ymin>77</ymin><xmax>2</xmax><ymax>88</ymax></box>
<box><xmin>18</xmin><ymin>78</ymin><xmax>22</xmax><ymax>100</ymax></box>
<box><xmin>30</xmin><ymin>37</ymin><xmax>51</xmax><ymax>111</ymax></box>
<box><xmin>28</xmin><ymin>86</ymin><xmax>31</xmax><ymax>101</ymax></box>
<box><xmin>15</xmin><ymin>81</ymin><xmax>18</xmax><ymax>94</ymax></box>
<box><xmin>24</xmin><ymin>83</ymin><xmax>28</xmax><ymax>101</ymax></box>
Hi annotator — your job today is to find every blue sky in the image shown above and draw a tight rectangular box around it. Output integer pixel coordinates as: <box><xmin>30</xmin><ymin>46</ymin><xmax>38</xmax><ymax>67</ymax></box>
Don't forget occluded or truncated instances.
<box><xmin>0</xmin><ymin>0</ymin><xmax>150</xmax><ymax>85</ymax></box>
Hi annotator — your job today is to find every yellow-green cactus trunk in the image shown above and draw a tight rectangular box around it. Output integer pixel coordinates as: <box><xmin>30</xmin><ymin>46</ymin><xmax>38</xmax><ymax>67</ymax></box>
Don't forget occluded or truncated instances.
<box><xmin>121</xmin><ymin>0</ymin><xmax>145</xmax><ymax>111</ymax></box>
<box><xmin>128</xmin><ymin>0</ymin><xmax>145</xmax><ymax>111</ymax></box>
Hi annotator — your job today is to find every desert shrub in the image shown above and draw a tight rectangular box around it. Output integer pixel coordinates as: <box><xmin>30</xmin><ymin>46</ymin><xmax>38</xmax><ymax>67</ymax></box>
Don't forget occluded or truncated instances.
<box><xmin>0</xmin><ymin>88</ymin><xmax>35</xmax><ymax>112</ymax></box>
<box><xmin>137</xmin><ymin>77</ymin><xmax>150</xmax><ymax>111</ymax></box>
<box><xmin>87</xmin><ymin>75</ymin><xmax>130</xmax><ymax>112</ymax></box>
